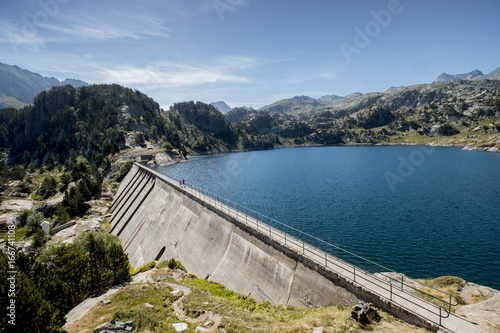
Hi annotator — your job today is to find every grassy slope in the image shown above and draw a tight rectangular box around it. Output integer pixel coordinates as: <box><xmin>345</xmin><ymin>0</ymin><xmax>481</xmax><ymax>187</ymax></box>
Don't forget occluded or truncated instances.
<box><xmin>65</xmin><ymin>268</ymin><xmax>428</xmax><ymax>333</ymax></box>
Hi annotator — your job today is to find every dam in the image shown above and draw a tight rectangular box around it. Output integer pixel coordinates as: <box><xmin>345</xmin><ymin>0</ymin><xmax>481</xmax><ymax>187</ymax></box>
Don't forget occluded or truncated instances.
<box><xmin>110</xmin><ymin>163</ymin><xmax>478</xmax><ymax>333</ymax></box>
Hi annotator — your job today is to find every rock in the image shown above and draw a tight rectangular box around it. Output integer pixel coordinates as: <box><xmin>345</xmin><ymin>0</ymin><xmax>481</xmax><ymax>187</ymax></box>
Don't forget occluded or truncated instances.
<box><xmin>144</xmin><ymin>302</ymin><xmax>154</xmax><ymax>309</ymax></box>
<box><xmin>172</xmin><ymin>322</ymin><xmax>188</xmax><ymax>332</ymax></box>
<box><xmin>93</xmin><ymin>319</ymin><xmax>133</xmax><ymax>332</ymax></box>
<box><xmin>350</xmin><ymin>302</ymin><xmax>380</xmax><ymax>324</ymax></box>
<box><xmin>203</xmin><ymin>320</ymin><xmax>213</xmax><ymax>327</ymax></box>
<box><xmin>170</xmin><ymin>289</ymin><xmax>183</xmax><ymax>297</ymax></box>
<box><xmin>312</xmin><ymin>327</ymin><xmax>324</xmax><ymax>333</ymax></box>
<box><xmin>195</xmin><ymin>327</ymin><xmax>210</xmax><ymax>333</ymax></box>
<box><xmin>456</xmin><ymin>294</ymin><xmax>500</xmax><ymax>333</ymax></box>
<box><xmin>101</xmin><ymin>299</ymin><xmax>111</xmax><ymax>304</ymax></box>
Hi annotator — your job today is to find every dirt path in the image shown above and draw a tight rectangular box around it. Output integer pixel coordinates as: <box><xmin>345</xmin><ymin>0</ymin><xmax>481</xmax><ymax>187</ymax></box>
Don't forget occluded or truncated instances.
<box><xmin>163</xmin><ymin>281</ymin><xmax>222</xmax><ymax>331</ymax></box>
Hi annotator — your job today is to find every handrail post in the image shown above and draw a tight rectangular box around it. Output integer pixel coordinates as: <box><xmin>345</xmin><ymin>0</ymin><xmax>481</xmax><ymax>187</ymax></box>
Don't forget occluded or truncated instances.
<box><xmin>439</xmin><ymin>306</ymin><xmax>442</xmax><ymax>326</ymax></box>
<box><xmin>325</xmin><ymin>252</ymin><xmax>327</xmax><ymax>267</ymax></box>
<box><xmin>401</xmin><ymin>275</ymin><xmax>404</xmax><ymax>291</ymax></box>
<box><xmin>390</xmin><ymin>283</ymin><xmax>393</xmax><ymax>301</ymax></box>
<box><xmin>302</xmin><ymin>241</ymin><xmax>305</xmax><ymax>254</ymax></box>
<box><xmin>354</xmin><ymin>266</ymin><xmax>356</xmax><ymax>282</ymax></box>
<box><xmin>449</xmin><ymin>294</ymin><xmax>452</xmax><ymax>313</ymax></box>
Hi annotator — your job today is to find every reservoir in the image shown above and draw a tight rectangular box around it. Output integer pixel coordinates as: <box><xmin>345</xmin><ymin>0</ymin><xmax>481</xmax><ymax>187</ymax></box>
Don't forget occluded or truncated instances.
<box><xmin>156</xmin><ymin>146</ymin><xmax>500</xmax><ymax>290</ymax></box>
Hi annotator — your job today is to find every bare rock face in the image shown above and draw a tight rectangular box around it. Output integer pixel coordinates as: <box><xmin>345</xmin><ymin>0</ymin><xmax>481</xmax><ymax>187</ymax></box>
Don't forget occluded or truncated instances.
<box><xmin>456</xmin><ymin>294</ymin><xmax>500</xmax><ymax>333</ymax></box>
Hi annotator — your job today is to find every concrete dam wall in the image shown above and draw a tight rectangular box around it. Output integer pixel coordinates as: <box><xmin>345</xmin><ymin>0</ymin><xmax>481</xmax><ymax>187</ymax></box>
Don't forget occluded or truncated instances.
<box><xmin>110</xmin><ymin>163</ymin><xmax>478</xmax><ymax>333</ymax></box>
<box><xmin>110</xmin><ymin>163</ymin><xmax>357</xmax><ymax>308</ymax></box>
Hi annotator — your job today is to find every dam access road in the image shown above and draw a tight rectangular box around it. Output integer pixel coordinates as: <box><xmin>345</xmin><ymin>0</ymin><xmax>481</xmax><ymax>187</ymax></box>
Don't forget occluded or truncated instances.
<box><xmin>110</xmin><ymin>163</ymin><xmax>479</xmax><ymax>333</ymax></box>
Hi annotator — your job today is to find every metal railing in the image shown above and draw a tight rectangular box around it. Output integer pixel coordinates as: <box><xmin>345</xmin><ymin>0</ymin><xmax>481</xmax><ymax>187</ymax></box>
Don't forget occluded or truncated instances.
<box><xmin>141</xmin><ymin>164</ymin><xmax>460</xmax><ymax>327</ymax></box>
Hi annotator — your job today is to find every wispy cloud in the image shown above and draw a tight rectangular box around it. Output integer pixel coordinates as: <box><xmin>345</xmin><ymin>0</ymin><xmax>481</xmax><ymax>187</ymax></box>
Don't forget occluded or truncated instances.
<box><xmin>96</xmin><ymin>55</ymin><xmax>261</xmax><ymax>88</ymax></box>
<box><xmin>45</xmin><ymin>10</ymin><xmax>170</xmax><ymax>41</ymax></box>
<box><xmin>0</xmin><ymin>7</ymin><xmax>169</xmax><ymax>49</ymax></box>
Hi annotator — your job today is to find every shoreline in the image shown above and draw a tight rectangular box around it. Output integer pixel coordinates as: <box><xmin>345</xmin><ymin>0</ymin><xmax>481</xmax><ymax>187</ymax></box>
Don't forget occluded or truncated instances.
<box><xmin>182</xmin><ymin>141</ymin><xmax>484</xmax><ymax>160</ymax></box>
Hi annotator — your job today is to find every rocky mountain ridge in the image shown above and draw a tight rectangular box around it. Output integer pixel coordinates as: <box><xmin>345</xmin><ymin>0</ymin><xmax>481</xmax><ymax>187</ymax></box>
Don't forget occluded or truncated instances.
<box><xmin>256</xmin><ymin>67</ymin><xmax>500</xmax><ymax>116</ymax></box>
<box><xmin>434</xmin><ymin>67</ymin><xmax>500</xmax><ymax>83</ymax></box>
<box><xmin>0</xmin><ymin>62</ymin><xmax>88</xmax><ymax>109</ymax></box>
<box><xmin>210</xmin><ymin>101</ymin><xmax>232</xmax><ymax>114</ymax></box>
<box><xmin>434</xmin><ymin>69</ymin><xmax>484</xmax><ymax>83</ymax></box>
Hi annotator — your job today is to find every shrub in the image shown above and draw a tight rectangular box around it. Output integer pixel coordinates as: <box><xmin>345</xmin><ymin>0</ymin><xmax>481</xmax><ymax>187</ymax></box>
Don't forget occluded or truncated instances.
<box><xmin>25</xmin><ymin>211</ymin><xmax>44</xmax><ymax>230</ymax></box>
<box><xmin>130</xmin><ymin>260</ymin><xmax>156</xmax><ymax>276</ymax></box>
<box><xmin>157</xmin><ymin>258</ymin><xmax>187</xmax><ymax>271</ymax></box>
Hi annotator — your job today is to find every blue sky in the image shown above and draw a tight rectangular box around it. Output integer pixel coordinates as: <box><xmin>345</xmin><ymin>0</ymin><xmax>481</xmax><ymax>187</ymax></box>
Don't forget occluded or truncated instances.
<box><xmin>1</xmin><ymin>0</ymin><xmax>499</xmax><ymax>109</ymax></box>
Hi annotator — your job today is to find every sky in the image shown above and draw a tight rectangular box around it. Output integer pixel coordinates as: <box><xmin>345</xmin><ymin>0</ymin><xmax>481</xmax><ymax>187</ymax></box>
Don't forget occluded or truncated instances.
<box><xmin>1</xmin><ymin>0</ymin><xmax>499</xmax><ymax>109</ymax></box>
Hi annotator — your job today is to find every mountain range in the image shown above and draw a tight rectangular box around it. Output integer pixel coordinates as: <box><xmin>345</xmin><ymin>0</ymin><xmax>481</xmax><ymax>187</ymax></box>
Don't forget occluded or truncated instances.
<box><xmin>1</xmin><ymin>63</ymin><xmax>499</xmax><ymax>161</ymax></box>
<box><xmin>252</xmin><ymin>67</ymin><xmax>500</xmax><ymax>116</ymax></box>
<box><xmin>0</xmin><ymin>62</ymin><xmax>88</xmax><ymax>109</ymax></box>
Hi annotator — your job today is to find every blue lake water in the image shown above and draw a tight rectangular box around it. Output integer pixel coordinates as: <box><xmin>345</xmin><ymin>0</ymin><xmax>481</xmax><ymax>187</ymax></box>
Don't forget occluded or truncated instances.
<box><xmin>156</xmin><ymin>146</ymin><xmax>500</xmax><ymax>290</ymax></box>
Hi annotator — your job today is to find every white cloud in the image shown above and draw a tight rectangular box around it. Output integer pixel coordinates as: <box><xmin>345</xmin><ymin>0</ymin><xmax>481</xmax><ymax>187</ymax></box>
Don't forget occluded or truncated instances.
<box><xmin>0</xmin><ymin>8</ymin><xmax>170</xmax><ymax>48</ymax></box>
<box><xmin>96</xmin><ymin>56</ymin><xmax>262</xmax><ymax>88</ymax></box>
<box><xmin>45</xmin><ymin>10</ymin><xmax>170</xmax><ymax>41</ymax></box>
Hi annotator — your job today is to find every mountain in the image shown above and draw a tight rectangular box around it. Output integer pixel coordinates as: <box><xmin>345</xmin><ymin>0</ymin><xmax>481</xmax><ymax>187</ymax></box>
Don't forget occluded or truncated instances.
<box><xmin>0</xmin><ymin>62</ymin><xmax>88</xmax><ymax>109</ymax></box>
<box><xmin>259</xmin><ymin>95</ymin><xmax>323</xmax><ymax>114</ymax></box>
<box><xmin>477</xmin><ymin>67</ymin><xmax>500</xmax><ymax>81</ymax></box>
<box><xmin>318</xmin><ymin>94</ymin><xmax>343</xmax><ymax>103</ymax></box>
<box><xmin>434</xmin><ymin>70</ymin><xmax>484</xmax><ymax>83</ymax></box>
<box><xmin>210</xmin><ymin>101</ymin><xmax>232</xmax><ymax>114</ymax></box>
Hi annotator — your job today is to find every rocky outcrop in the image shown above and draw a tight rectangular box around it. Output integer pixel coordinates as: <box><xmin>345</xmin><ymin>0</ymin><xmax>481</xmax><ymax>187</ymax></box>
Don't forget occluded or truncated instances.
<box><xmin>463</xmin><ymin>135</ymin><xmax>500</xmax><ymax>152</ymax></box>
<box><xmin>93</xmin><ymin>319</ymin><xmax>133</xmax><ymax>332</ymax></box>
<box><xmin>350</xmin><ymin>302</ymin><xmax>381</xmax><ymax>324</ymax></box>
<box><xmin>350</xmin><ymin>106</ymin><xmax>395</xmax><ymax>129</ymax></box>
<box><xmin>457</xmin><ymin>294</ymin><xmax>500</xmax><ymax>333</ymax></box>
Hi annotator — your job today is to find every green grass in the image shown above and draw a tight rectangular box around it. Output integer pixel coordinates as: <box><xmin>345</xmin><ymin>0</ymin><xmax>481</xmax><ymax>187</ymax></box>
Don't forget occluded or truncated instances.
<box><xmin>100</xmin><ymin>216</ymin><xmax>112</xmax><ymax>233</ymax></box>
<box><xmin>129</xmin><ymin>260</ymin><xmax>156</xmax><ymax>276</ymax></box>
